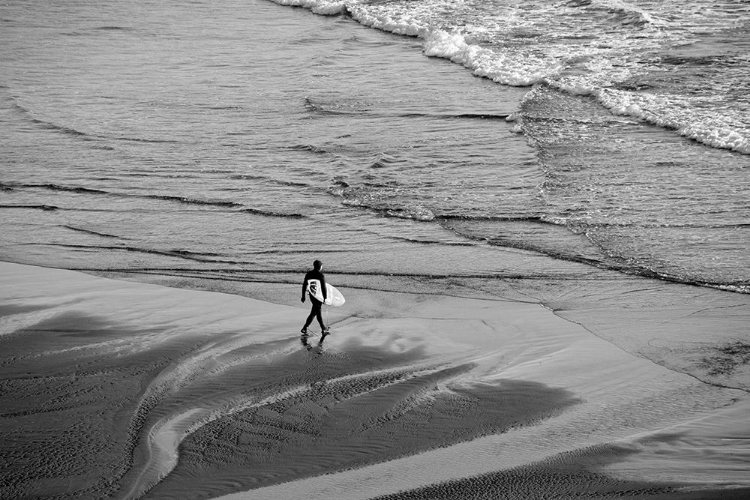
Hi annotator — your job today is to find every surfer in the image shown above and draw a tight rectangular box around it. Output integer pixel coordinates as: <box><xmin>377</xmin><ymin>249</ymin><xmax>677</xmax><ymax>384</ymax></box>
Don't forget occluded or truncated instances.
<box><xmin>301</xmin><ymin>259</ymin><xmax>328</xmax><ymax>336</ymax></box>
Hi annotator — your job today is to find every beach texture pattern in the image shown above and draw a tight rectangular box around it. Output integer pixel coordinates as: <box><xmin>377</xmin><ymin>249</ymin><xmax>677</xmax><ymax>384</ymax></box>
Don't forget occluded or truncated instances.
<box><xmin>2</xmin><ymin>263</ymin><xmax>749</xmax><ymax>499</ymax></box>
<box><xmin>1</xmin><ymin>0</ymin><xmax>749</xmax><ymax>497</ymax></box>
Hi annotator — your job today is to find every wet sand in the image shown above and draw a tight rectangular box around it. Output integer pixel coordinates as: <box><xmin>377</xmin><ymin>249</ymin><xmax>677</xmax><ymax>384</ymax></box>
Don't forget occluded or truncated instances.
<box><xmin>1</xmin><ymin>262</ymin><xmax>749</xmax><ymax>500</ymax></box>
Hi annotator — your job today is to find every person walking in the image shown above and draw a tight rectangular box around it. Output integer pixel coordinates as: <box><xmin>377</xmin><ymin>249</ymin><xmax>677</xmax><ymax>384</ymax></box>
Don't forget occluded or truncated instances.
<box><xmin>301</xmin><ymin>259</ymin><xmax>329</xmax><ymax>336</ymax></box>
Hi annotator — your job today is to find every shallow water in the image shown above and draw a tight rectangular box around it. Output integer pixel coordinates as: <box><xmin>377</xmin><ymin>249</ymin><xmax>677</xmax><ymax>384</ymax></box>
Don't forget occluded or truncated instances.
<box><xmin>1</xmin><ymin>0</ymin><xmax>748</xmax><ymax>296</ymax></box>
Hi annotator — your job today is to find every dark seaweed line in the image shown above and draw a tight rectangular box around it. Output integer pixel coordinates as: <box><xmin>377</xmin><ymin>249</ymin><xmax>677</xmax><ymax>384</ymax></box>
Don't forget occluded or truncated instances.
<box><xmin>374</xmin><ymin>208</ymin><xmax>750</xmax><ymax>230</ymax></box>
<box><xmin>0</xmin><ymin>182</ymin><xmax>107</xmax><ymax>195</ymax></box>
<box><xmin>33</xmin><ymin>243</ymin><xmax>231</xmax><ymax>264</ymax></box>
<box><xmin>0</xmin><ymin>182</ymin><xmax>306</xmax><ymax>218</ymax></box>
<box><xmin>0</xmin><ymin>204</ymin><xmax>59</xmax><ymax>211</ymax></box>
<box><xmin>241</xmin><ymin>207</ymin><xmax>306</xmax><ymax>219</ymax></box>
<box><xmin>63</xmin><ymin>225</ymin><xmax>121</xmax><ymax>239</ymax></box>
<box><xmin>10</xmin><ymin>102</ymin><xmax>181</xmax><ymax>144</ymax></box>
<box><xmin>303</xmin><ymin>98</ymin><xmax>509</xmax><ymax>121</ymax></box>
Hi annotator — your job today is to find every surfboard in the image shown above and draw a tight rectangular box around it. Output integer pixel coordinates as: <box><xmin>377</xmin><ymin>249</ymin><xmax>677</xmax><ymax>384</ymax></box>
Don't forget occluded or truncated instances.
<box><xmin>307</xmin><ymin>279</ymin><xmax>345</xmax><ymax>307</ymax></box>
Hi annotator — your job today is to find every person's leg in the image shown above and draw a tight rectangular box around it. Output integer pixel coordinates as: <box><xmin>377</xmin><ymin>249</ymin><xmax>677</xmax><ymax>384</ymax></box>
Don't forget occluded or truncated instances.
<box><xmin>315</xmin><ymin>304</ymin><xmax>326</xmax><ymax>331</ymax></box>
<box><xmin>302</xmin><ymin>310</ymin><xmax>314</xmax><ymax>332</ymax></box>
<box><xmin>303</xmin><ymin>298</ymin><xmax>323</xmax><ymax>333</ymax></box>
<box><xmin>302</xmin><ymin>299</ymin><xmax>318</xmax><ymax>333</ymax></box>
<box><xmin>311</xmin><ymin>300</ymin><xmax>328</xmax><ymax>333</ymax></box>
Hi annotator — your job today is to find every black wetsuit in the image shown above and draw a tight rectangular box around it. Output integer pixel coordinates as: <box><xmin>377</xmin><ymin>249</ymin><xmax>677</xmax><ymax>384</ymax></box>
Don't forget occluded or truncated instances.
<box><xmin>302</xmin><ymin>269</ymin><xmax>327</xmax><ymax>332</ymax></box>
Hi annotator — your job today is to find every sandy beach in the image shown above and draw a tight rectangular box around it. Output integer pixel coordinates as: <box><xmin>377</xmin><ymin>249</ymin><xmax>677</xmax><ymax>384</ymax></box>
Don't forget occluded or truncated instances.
<box><xmin>1</xmin><ymin>261</ymin><xmax>749</xmax><ymax>500</ymax></box>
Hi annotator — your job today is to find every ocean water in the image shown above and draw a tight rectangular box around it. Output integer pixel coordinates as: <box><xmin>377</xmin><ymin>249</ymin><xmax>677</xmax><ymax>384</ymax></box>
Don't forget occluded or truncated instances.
<box><xmin>1</xmin><ymin>0</ymin><xmax>749</xmax><ymax>298</ymax></box>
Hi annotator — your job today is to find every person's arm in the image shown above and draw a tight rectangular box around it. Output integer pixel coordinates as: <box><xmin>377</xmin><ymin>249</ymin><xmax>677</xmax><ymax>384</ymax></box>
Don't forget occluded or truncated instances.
<box><xmin>301</xmin><ymin>275</ymin><xmax>307</xmax><ymax>302</ymax></box>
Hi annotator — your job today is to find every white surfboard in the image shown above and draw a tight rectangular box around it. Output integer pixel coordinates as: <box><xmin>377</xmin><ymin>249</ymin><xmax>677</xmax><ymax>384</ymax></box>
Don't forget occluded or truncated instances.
<box><xmin>307</xmin><ymin>279</ymin><xmax>345</xmax><ymax>307</ymax></box>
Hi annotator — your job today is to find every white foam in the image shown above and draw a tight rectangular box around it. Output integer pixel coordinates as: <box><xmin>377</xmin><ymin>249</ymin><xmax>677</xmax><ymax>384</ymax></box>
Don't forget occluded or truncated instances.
<box><xmin>423</xmin><ymin>30</ymin><xmax>562</xmax><ymax>87</ymax></box>
<box><xmin>549</xmin><ymin>78</ymin><xmax>750</xmax><ymax>154</ymax></box>
<box><xmin>347</xmin><ymin>3</ymin><xmax>562</xmax><ymax>87</ymax></box>
<box><xmin>269</xmin><ymin>0</ymin><xmax>749</xmax><ymax>154</ymax></box>
<box><xmin>267</xmin><ymin>0</ymin><xmax>346</xmax><ymax>16</ymax></box>
<box><xmin>586</xmin><ymin>0</ymin><xmax>668</xmax><ymax>28</ymax></box>
<box><xmin>272</xmin><ymin>0</ymin><xmax>750</xmax><ymax>155</ymax></box>
<box><xmin>347</xmin><ymin>3</ymin><xmax>430</xmax><ymax>37</ymax></box>
<box><xmin>387</xmin><ymin>205</ymin><xmax>435</xmax><ymax>222</ymax></box>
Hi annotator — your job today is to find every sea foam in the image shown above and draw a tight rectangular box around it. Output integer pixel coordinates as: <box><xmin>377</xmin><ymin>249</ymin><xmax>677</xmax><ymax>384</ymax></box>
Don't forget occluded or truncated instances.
<box><xmin>550</xmin><ymin>78</ymin><xmax>750</xmax><ymax>154</ymax></box>
<box><xmin>422</xmin><ymin>31</ymin><xmax>561</xmax><ymax>87</ymax></box>
<box><xmin>349</xmin><ymin>0</ymin><xmax>750</xmax><ymax>154</ymax></box>
<box><xmin>268</xmin><ymin>0</ymin><xmax>346</xmax><ymax>15</ymax></box>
